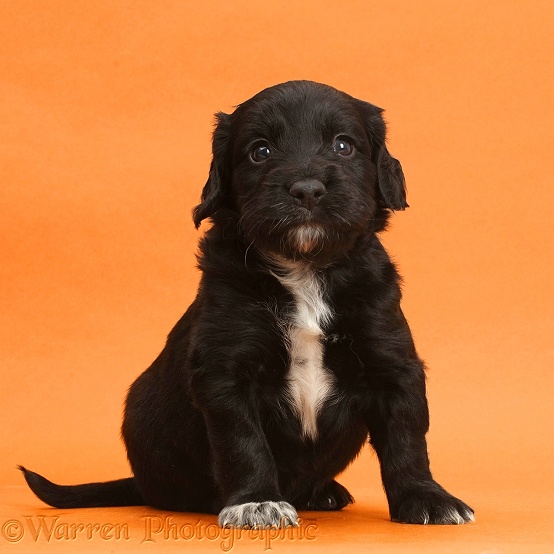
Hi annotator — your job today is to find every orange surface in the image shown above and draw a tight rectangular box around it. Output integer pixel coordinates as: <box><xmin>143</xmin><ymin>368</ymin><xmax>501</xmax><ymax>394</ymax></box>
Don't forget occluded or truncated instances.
<box><xmin>1</xmin><ymin>1</ymin><xmax>553</xmax><ymax>552</ymax></box>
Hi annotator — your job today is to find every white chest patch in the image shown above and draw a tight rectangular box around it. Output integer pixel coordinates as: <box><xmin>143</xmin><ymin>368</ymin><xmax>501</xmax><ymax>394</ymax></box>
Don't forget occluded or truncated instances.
<box><xmin>271</xmin><ymin>259</ymin><xmax>334</xmax><ymax>440</ymax></box>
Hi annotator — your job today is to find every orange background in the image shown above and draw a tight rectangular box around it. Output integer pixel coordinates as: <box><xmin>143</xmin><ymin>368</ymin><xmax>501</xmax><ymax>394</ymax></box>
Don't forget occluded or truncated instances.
<box><xmin>1</xmin><ymin>1</ymin><xmax>553</xmax><ymax>552</ymax></box>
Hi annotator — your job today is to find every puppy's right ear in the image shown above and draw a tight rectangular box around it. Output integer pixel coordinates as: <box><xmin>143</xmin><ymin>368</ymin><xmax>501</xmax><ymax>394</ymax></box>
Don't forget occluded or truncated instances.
<box><xmin>193</xmin><ymin>112</ymin><xmax>232</xmax><ymax>228</ymax></box>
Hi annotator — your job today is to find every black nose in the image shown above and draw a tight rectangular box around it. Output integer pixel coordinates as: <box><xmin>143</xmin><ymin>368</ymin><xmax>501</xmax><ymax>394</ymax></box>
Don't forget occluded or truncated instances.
<box><xmin>289</xmin><ymin>179</ymin><xmax>326</xmax><ymax>210</ymax></box>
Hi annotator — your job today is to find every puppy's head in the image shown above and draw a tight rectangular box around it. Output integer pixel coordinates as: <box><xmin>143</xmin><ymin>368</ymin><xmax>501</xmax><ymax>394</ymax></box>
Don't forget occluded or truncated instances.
<box><xmin>193</xmin><ymin>81</ymin><xmax>407</xmax><ymax>261</ymax></box>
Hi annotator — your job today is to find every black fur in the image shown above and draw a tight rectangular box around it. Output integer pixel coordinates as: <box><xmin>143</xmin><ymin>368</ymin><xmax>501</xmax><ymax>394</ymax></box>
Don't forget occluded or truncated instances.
<box><xmin>21</xmin><ymin>81</ymin><xmax>473</xmax><ymax>526</ymax></box>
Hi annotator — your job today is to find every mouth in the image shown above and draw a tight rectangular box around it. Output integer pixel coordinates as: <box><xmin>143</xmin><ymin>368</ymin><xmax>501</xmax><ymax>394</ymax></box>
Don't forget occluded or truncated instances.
<box><xmin>240</xmin><ymin>200</ymin><xmax>356</xmax><ymax>260</ymax></box>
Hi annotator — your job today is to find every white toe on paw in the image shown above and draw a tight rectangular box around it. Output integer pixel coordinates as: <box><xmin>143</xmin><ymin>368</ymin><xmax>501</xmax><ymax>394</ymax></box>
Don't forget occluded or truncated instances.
<box><xmin>417</xmin><ymin>507</ymin><xmax>474</xmax><ymax>525</ymax></box>
<box><xmin>218</xmin><ymin>501</ymin><xmax>299</xmax><ymax>528</ymax></box>
<box><xmin>437</xmin><ymin>508</ymin><xmax>475</xmax><ymax>525</ymax></box>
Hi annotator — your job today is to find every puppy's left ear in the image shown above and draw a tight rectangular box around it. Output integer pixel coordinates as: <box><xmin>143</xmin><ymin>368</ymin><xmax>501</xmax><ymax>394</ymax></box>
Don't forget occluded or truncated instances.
<box><xmin>193</xmin><ymin>112</ymin><xmax>232</xmax><ymax>228</ymax></box>
<box><xmin>376</xmin><ymin>144</ymin><xmax>408</xmax><ymax>211</ymax></box>
<box><xmin>358</xmin><ymin>101</ymin><xmax>408</xmax><ymax>211</ymax></box>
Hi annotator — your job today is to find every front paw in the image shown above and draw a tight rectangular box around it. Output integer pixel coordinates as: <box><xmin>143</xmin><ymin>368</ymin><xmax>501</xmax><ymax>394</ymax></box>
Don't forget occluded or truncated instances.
<box><xmin>390</xmin><ymin>481</ymin><xmax>474</xmax><ymax>525</ymax></box>
<box><xmin>218</xmin><ymin>501</ymin><xmax>299</xmax><ymax>528</ymax></box>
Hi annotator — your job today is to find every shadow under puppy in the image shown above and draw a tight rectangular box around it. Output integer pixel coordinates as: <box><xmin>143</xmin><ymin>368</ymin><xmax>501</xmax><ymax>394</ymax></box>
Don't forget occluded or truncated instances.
<box><xmin>20</xmin><ymin>80</ymin><xmax>474</xmax><ymax>528</ymax></box>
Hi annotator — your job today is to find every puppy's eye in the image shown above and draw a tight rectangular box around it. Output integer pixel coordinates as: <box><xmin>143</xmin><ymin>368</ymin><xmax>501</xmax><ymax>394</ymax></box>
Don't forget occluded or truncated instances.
<box><xmin>333</xmin><ymin>137</ymin><xmax>354</xmax><ymax>157</ymax></box>
<box><xmin>250</xmin><ymin>143</ymin><xmax>271</xmax><ymax>163</ymax></box>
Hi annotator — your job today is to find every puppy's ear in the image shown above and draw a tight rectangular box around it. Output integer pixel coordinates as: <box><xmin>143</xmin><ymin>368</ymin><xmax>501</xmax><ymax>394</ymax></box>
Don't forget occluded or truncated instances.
<box><xmin>358</xmin><ymin>101</ymin><xmax>408</xmax><ymax>211</ymax></box>
<box><xmin>193</xmin><ymin>112</ymin><xmax>232</xmax><ymax>228</ymax></box>
<box><xmin>376</xmin><ymin>144</ymin><xmax>408</xmax><ymax>211</ymax></box>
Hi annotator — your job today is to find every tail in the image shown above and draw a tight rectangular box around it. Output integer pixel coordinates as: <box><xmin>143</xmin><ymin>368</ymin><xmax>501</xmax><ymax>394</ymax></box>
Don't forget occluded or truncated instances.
<box><xmin>18</xmin><ymin>465</ymin><xmax>144</xmax><ymax>508</ymax></box>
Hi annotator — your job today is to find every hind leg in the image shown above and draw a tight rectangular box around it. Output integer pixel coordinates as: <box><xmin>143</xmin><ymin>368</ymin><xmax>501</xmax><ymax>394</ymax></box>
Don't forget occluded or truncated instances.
<box><xmin>130</xmin><ymin>457</ymin><xmax>220</xmax><ymax>514</ymax></box>
<box><xmin>125</xmin><ymin>422</ymin><xmax>219</xmax><ymax>514</ymax></box>
<box><xmin>295</xmin><ymin>480</ymin><xmax>354</xmax><ymax>511</ymax></box>
<box><xmin>123</xmin><ymin>364</ymin><xmax>221</xmax><ymax>513</ymax></box>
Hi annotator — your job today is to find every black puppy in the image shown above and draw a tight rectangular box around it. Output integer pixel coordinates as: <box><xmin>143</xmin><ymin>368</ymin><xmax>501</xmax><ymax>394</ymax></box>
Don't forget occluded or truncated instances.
<box><xmin>20</xmin><ymin>80</ymin><xmax>474</xmax><ymax>528</ymax></box>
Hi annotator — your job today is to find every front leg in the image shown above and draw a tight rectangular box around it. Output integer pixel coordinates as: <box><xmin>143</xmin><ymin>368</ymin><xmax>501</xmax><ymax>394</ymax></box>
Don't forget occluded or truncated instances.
<box><xmin>364</xmin><ymin>358</ymin><xmax>474</xmax><ymax>524</ymax></box>
<box><xmin>190</xmin><ymin>363</ymin><xmax>298</xmax><ymax>528</ymax></box>
<box><xmin>350</xmin><ymin>288</ymin><xmax>474</xmax><ymax>525</ymax></box>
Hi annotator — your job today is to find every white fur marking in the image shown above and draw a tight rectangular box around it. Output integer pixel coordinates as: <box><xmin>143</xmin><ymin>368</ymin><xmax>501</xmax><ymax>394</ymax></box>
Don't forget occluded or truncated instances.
<box><xmin>271</xmin><ymin>258</ymin><xmax>334</xmax><ymax>440</ymax></box>
<box><xmin>288</xmin><ymin>225</ymin><xmax>326</xmax><ymax>253</ymax></box>
<box><xmin>218</xmin><ymin>501</ymin><xmax>299</xmax><ymax>528</ymax></box>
